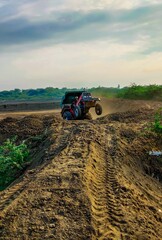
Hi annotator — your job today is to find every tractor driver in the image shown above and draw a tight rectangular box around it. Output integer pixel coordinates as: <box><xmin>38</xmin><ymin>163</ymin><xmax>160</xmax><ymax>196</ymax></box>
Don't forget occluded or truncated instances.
<box><xmin>71</xmin><ymin>96</ymin><xmax>78</xmax><ymax>108</ymax></box>
<box><xmin>74</xmin><ymin>96</ymin><xmax>79</xmax><ymax>104</ymax></box>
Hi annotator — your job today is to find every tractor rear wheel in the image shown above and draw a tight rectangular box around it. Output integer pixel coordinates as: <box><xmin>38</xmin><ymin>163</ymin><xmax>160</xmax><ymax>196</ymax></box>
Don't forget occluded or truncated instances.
<box><xmin>74</xmin><ymin>106</ymin><xmax>82</xmax><ymax>119</ymax></box>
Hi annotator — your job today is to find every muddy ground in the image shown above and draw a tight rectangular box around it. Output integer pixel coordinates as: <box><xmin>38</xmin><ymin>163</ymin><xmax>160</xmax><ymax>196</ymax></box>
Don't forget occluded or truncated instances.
<box><xmin>0</xmin><ymin>99</ymin><xmax>162</xmax><ymax>240</ymax></box>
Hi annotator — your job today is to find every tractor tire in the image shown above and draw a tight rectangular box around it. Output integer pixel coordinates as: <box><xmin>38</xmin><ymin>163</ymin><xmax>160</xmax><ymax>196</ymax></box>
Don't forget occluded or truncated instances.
<box><xmin>95</xmin><ymin>103</ymin><xmax>102</xmax><ymax>115</ymax></box>
<box><xmin>63</xmin><ymin>111</ymin><xmax>73</xmax><ymax>120</ymax></box>
<box><xmin>74</xmin><ymin>106</ymin><xmax>82</xmax><ymax>119</ymax></box>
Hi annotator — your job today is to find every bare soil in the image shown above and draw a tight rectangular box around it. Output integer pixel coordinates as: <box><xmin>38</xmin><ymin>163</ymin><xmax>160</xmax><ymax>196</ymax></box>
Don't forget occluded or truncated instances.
<box><xmin>0</xmin><ymin>99</ymin><xmax>162</xmax><ymax>240</ymax></box>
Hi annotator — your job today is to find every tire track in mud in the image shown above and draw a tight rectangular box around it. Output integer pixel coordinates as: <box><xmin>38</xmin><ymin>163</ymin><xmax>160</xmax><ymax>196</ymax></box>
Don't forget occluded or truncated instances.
<box><xmin>1</xmin><ymin>115</ymin><xmax>162</xmax><ymax>239</ymax></box>
<box><xmin>33</xmin><ymin>121</ymin><xmax>93</xmax><ymax>240</ymax></box>
<box><xmin>0</xmin><ymin>122</ymin><xmax>92</xmax><ymax>217</ymax></box>
<box><xmin>110</xmin><ymin>131</ymin><xmax>162</xmax><ymax>240</ymax></box>
<box><xmin>83</xmin><ymin>124</ymin><xmax>129</xmax><ymax>240</ymax></box>
<box><xmin>0</xmin><ymin>179</ymin><xmax>31</xmax><ymax>216</ymax></box>
<box><xmin>0</xmin><ymin>120</ymin><xmax>93</xmax><ymax>239</ymax></box>
<box><xmin>0</xmin><ymin>121</ymin><xmax>77</xmax><ymax>218</ymax></box>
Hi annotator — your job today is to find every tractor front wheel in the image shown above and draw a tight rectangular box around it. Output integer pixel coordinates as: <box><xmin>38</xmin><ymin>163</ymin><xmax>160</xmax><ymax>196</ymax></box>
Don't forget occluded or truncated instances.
<box><xmin>95</xmin><ymin>103</ymin><xmax>102</xmax><ymax>115</ymax></box>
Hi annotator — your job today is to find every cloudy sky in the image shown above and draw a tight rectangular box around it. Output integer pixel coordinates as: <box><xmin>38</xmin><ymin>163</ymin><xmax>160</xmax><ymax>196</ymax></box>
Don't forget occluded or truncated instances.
<box><xmin>0</xmin><ymin>0</ymin><xmax>162</xmax><ymax>90</ymax></box>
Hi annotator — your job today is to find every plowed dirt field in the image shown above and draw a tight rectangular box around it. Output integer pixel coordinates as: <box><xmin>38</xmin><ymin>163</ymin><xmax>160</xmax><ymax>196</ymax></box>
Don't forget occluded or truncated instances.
<box><xmin>0</xmin><ymin>99</ymin><xmax>162</xmax><ymax>240</ymax></box>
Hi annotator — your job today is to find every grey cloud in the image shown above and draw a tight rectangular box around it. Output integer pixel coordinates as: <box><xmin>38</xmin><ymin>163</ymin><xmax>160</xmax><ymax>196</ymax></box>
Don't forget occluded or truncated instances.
<box><xmin>0</xmin><ymin>3</ymin><xmax>162</xmax><ymax>53</ymax></box>
<box><xmin>0</xmin><ymin>10</ymin><xmax>111</xmax><ymax>45</ymax></box>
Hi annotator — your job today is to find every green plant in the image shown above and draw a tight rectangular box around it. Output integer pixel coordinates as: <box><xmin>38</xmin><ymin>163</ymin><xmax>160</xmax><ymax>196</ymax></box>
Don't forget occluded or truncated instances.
<box><xmin>151</xmin><ymin>110</ymin><xmax>162</xmax><ymax>134</ymax></box>
<box><xmin>0</xmin><ymin>138</ymin><xmax>29</xmax><ymax>190</ymax></box>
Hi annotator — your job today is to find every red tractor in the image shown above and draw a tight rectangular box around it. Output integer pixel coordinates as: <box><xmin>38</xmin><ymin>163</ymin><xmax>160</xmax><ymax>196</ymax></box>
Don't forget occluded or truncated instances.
<box><xmin>61</xmin><ymin>90</ymin><xmax>102</xmax><ymax>120</ymax></box>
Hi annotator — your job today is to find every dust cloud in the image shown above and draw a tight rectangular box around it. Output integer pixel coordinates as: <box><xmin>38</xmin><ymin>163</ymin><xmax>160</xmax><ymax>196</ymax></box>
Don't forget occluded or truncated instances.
<box><xmin>90</xmin><ymin>98</ymin><xmax>162</xmax><ymax>119</ymax></box>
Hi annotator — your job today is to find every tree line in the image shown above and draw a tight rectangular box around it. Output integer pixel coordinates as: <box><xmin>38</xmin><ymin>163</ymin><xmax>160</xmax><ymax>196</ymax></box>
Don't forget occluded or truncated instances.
<box><xmin>0</xmin><ymin>85</ymin><xmax>162</xmax><ymax>101</ymax></box>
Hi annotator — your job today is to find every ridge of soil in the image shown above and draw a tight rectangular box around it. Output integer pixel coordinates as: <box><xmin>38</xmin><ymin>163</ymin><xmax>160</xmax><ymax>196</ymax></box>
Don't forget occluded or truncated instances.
<box><xmin>0</xmin><ymin>100</ymin><xmax>162</xmax><ymax>240</ymax></box>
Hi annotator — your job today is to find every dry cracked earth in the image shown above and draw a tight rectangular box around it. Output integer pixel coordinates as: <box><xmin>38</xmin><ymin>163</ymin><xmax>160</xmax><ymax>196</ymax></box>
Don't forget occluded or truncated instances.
<box><xmin>0</xmin><ymin>99</ymin><xmax>162</xmax><ymax>240</ymax></box>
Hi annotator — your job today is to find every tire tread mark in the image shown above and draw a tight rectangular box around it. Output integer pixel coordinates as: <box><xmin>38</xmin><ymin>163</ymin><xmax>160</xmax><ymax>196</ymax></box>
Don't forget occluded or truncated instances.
<box><xmin>0</xmin><ymin>122</ymin><xmax>76</xmax><ymax>217</ymax></box>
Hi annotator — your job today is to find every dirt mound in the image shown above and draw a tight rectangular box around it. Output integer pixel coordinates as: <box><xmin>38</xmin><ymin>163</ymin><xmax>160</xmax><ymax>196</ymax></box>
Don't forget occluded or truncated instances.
<box><xmin>0</xmin><ymin>101</ymin><xmax>162</xmax><ymax>240</ymax></box>
<box><xmin>0</xmin><ymin>114</ymin><xmax>55</xmax><ymax>144</ymax></box>
<box><xmin>98</xmin><ymin>108</ymin><xmax>156</xmax><ymax>124</ymax></box>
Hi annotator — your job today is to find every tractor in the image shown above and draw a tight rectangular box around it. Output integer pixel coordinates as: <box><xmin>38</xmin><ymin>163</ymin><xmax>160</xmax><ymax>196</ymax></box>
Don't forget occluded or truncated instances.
<box><xmin>61</xmin><ymin>90</ymin><xmax>102</xmax><ymax>120</ymax></box>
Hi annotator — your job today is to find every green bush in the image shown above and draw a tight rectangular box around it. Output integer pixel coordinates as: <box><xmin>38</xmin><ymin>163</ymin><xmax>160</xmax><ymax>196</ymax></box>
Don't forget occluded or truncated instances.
<box><xmin>117</xmin><ymin>84</ymin><xmax>162</xmax><ymax>101</ymax></box>
<box><xmin>0</xmin><ymin>138</ymin><xmax>29</xmax><ymax>190</ymax></box>
<box><xmin>151</xmin><ymin>110</ymin><xmax>162</xmax><ymax>134</ymax></box>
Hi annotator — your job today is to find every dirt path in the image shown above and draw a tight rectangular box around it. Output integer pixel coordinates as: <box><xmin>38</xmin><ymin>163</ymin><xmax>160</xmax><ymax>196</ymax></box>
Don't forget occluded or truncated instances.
<box><xmin>0</xmin><ymin>100</ymin><xmax>162</xmax><ymax>239</ymax></box>
<box><xmin>83</xmin><ymin>126</ymin><xmax>128</xmax><ymax>239</ymax></box>
<box><xmin>0</xmin><ymin>109</ymin><xmax>60</xmax><ymax>120</ymax></box>
<box><xmin>1</xmin><ymin>98</ymin><xmax>162</xmax><ymax>121</ymax></box>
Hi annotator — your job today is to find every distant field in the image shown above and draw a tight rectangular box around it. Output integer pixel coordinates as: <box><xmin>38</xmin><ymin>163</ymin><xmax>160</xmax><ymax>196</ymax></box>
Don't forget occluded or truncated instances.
<box><xmin>0</xmin><ymin>100</ymin><xmax>61</xmax><ymax>112</ymax></box>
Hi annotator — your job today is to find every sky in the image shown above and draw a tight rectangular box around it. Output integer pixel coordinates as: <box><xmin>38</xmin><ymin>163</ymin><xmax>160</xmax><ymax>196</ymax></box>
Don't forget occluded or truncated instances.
<box><xmin>0</xmin><ymin>0</ymin><xmax>162</xmax><ymax>90</ymax></box>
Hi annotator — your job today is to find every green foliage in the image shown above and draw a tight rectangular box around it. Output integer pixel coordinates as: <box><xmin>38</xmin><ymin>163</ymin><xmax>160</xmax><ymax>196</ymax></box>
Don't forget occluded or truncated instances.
<box><xmin>89</xmin><ymin>87</ymin><xmax>120</xmax><ymax>98</ymax></box>
<box><xmin>117</xmin><ymin>84</ymin><xmax>162</xmax><ymax>101</ymax></box>
<box><xmin>0</xmin><ymin>87</ymin><xmax>77</xmax><ymax>101</ymax></box>
<box><xmin>0</xmin><ymin>85</ymin><xmax>161</xmax><ymax>101</ymax></box>
<box><xmin>151</xmin><ymin>110</ymin><xmax>162</xmax><ymax>134</ymax></box>
<box><xmin>0</xmin><ymin>138</ymin><xmax>29</xmax><ymax>190</ymax></box>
